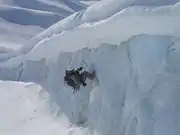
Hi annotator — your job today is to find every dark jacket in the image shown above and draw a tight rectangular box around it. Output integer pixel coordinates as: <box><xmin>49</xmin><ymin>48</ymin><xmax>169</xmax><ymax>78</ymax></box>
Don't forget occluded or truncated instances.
<box><xmin>64</xmin><ymin>67</ymin><xmax>83</xmax><ymax>90</ymax></box>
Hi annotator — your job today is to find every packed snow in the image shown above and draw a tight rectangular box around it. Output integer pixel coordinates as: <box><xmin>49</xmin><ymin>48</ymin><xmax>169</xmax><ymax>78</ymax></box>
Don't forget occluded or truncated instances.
<box><xmin>0</xmin><ymin>0</ymin><xmax>180</xmax><ymax>135</ymax></box>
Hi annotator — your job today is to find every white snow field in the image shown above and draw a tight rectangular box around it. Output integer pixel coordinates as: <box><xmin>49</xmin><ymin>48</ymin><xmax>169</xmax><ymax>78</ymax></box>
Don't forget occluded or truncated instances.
<box><xmin>0</xmin><ymin>0</ymin><xmax>180</xmax><ymax>135</ymax></box>
<box><xmin>0</xmin><ymin>0</ymin><xmax>87</xmax><ymax>28</ymax></box>
<box><xmin>0</xmin><ymin>81</ymin><xmax>90</xmax><ymax>135</ymax></box>
<box><xmin>1</xmin><ymin>34</ymin><xmax>180</xmax><ymax>135</ymax></box>
<box><xmin>0</xmin><ymin>18</ymin><xmax>43</xmax><ymax>51</ymax></box>
<box><xmin>0</xmin><ymin>0</ymin><xmax>86</xmax><ymax>14</ymax></box>
<box><xmin>0</xmin><ymin>5</ymin><xmax>64</xmax><ymax>28</ymax></box>
<box><xmin>1</xmin><ymin>0</ymin><xmax>180</xmax><ymax>62</ymax></box>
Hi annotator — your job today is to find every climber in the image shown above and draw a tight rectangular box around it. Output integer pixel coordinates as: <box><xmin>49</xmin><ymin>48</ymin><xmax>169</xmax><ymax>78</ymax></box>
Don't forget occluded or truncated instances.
<box><xmin>64</xmin><ymin>66</ymin><xmax>94</xmax><ymax>92</ymax></box>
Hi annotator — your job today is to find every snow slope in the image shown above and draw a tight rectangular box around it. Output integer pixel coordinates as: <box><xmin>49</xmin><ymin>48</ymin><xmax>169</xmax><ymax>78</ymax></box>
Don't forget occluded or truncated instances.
<box><xmin>0</xmin><ymin>0</ymin><xmax>87</xmax><ymax>28</ymax></box>
<box><xmin>18</xmin><ymin>2</ymin><xmax>180</xmax><ymax>61</ymax></box>
<box><xmin>1</xmin><ymin>0</ymin><xmax>180</xmax><ymax>135</ymax></box>
<box><xmin>0</xmin><ymin>81</ymin><xmax>90</xmax><ymax>135</ymax></box>
<box><xmin>0</xmin><ymin>5</ymin><xmax>64</xmax><ymax>28</ymax></box>
<box><xmin>0</xmin><ymin>18</ymin><xmax>43</xmax><ymax>50</ymax></box>
<box><xmin>81</xmin><ymin>0</ymin><xmax>180</xmax><ymax>22</ymax></box>
<box><xmin>78</xmin><ymin>0</ymin><xmax>101</xmax><ymax>6</ymax></box>
<box><xmin>0</xmin><ymin>0</ymin><xmax>179</xmax><ymax>62</ymax></box>
<box><xmin>0</xmin><ymin>0</ymin><xmax>86</xmax><ymax>15</ymax></box>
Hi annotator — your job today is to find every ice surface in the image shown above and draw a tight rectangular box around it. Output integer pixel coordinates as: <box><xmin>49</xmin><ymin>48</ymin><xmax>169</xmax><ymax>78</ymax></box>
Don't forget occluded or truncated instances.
<box><xmin>0</xmin><ymin>34</ymin><xmax>180</xmax><ymax>135</ymax></box>
<box><xmin>0</xmin><ymin>0</ymin><xmax>180</xmax><ymax>135</ymax></box>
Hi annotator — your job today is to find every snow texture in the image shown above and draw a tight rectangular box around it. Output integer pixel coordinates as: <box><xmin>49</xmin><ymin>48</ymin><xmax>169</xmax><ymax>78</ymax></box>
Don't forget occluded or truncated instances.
<box><xmin>0</xmin><ymin>0</ymin><xmax>180</xmax><ymax>135</ymax></box>
<box><xmin>0</xmin><ymin>0</ymin><xmax>179</xmax><ymax>62</ymax></box>
<box><xmin>0</xmin><ymin>5</ymin><xmax>64</xmax><ymax>28</ymax></box>
<box><xmin>0</xmin><ymin>0</ymin><xmax>87</xmax><ymax>28</ymax></box>
<box><xmin>0</xmin><ymin>81</ymin><xmax>91</xmax><ymax>135</ymax></box>
<box><xmin>0</xmin><ymin>34</ymin><xmax>180</xmax><ymax>135</ymax></box>
<box><xmin>0</xmin><ymin>17</ymin><xmax>43</xmax><ymax>50</ymax></box>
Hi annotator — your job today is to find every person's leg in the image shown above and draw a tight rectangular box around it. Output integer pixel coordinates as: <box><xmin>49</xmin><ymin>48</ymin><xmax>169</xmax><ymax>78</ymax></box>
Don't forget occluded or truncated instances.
<box><xmin>71</xmin><ymin>75</ymin><xmax>80</xmax><ymax>88</ymax></box>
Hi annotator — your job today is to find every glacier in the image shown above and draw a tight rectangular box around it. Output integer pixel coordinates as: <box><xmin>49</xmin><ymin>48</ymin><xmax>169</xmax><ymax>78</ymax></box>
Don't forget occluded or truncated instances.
<box><xmin>1</xmin><ymin>34</ymin><xmax>180</xmax><ymax>135</ymax></box>
<box><xmin>0</xmin><ymin>0</ymin><xmax>180</xmax><ymax>135</ymax></box>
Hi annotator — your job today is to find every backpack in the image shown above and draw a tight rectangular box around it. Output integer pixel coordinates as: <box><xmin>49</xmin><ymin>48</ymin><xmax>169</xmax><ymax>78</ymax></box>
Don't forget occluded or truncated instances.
<box><xmin>64</xmin><ymin>71</ymin><xmax>80</xmax><ymax>90</ymax></box>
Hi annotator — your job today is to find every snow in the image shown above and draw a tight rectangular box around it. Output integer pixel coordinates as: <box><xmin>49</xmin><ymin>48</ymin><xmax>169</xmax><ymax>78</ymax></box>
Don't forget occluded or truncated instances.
<box><xmin>0</xmin><ymin>0</ymin><xmax>87</xmax><ymax>28</ymax></box>
<box><xmin>8</xmin><ymin>1</ymin><xmax>179</xmax><ymax>60</ymax></box>
<box><xmin>0</xmin><ymin>5</ymin><xmax>64</xmax><ymax>28</ymax></box>
<box><xmin>0</xmin><ymin>18</ymin><xmax>43</xmax><ymax>50</ymax></box>
<box><xmin>81</xmin><ymin>0</ymin><xmax>180</xmax><ymax>22</ymax></box>
<box><xmin>24</xmin><ymin>5</ymin><xmax>180</xmax><ymax>60</ymax></box>
<box><xmin>0</xmin><ymin>34</ymin><xmax>180</xmax><ymax>135</ymax></box>
<box><xmin>79</xmin><ymin>0</ymin><xmax>100</xmax><ymax>6</ymax></box>
<box><xmin>0</xmin><ymin>1</ymin><xmax>179</xmax><ymax>63</ymax></box>
<box><xmin>0</xmin><ymin>0</ymin><xmax>86</xmax><ymax>15</ymax></box>
<box><xmin>0</xmin><ymin>0</ymin><xmax>180</xmax><ymax>135</ymax></box>
<box><xmin>0</xmin><ymin>0</ymin><xmax>84</xmax><ymax>15</ymax></box>
<box><xmin>0</xmin><ymin>80</ymin><xmax>91</xmax><ymax>135</ymax></box>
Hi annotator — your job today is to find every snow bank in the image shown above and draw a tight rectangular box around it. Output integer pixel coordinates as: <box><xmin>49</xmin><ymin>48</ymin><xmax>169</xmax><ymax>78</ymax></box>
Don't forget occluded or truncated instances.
<box><xmin>0</xmin><ymin>80</ymin><xmax>91</xmax><ymax>135</ymax></box>
<box><xmin>0</xmin><ymin>1</ymin><xmax>180</xmax><ymax>135</ymax></box>
<box><xmin>1</xmin><ymin>34</ymin><xmax>180</xmax><ymax>135</ymax></box>
<box><xmin>0</xmin><ymin>81</ymin><xmax>69</xmax><ymax>135</ymax></box>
